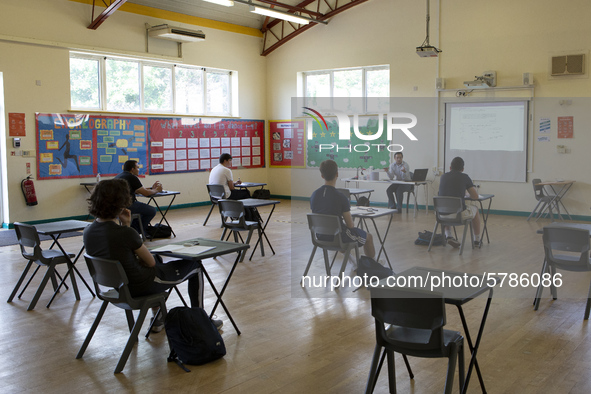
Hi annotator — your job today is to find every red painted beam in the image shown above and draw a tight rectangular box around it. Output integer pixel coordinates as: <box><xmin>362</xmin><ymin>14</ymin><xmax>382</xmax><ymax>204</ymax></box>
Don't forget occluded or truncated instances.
<box><xmin>88</xmin><ymin>0</ymin><xmax>127</xmax><ymax>30</ymax></box>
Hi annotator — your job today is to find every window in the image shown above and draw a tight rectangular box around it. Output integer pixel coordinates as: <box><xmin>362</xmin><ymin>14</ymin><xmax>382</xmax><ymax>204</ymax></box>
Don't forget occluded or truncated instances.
<box><xmin>69</xmin><ymin>52</ymin><xmax>233</xmax><ymax>116</ymax></box>
<box><xmin>303</xmin><ymin>65</ymin><xmax>389</xmax><ymax>114</ymax></box>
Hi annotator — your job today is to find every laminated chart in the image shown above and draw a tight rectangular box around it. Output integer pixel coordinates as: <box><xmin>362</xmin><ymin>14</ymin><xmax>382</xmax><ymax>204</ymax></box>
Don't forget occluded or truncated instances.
<box><xmin>269</xmin><ymin>120</ymin><xmax>305</xmax><ymax>168</ymax></box>
<box><xmin>149</xmin><ymin>118</ymin><xmax>265</xmax><ymax>174</ymax></box>
<box><xmin>36</xmin><ymin>113</ymin><xmax>148</xmax><ymax>179</ymax></box>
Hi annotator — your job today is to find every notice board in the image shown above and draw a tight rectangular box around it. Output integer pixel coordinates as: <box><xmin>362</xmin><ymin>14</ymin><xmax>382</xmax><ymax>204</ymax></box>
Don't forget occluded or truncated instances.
<box><xmin>36</xmin><ymin>113</ymin><xmax>148</xmax><ymax>179</ymax></box>
<box><xmin>269</xmin><ymin>120</ymin><xmax>305</xmax><ymax>168</ymax></box>
<box><xmin>149</xmin><ymin>118</ymin><xmax>265</xmax><ymax>174</ymax></box>
<box><xmin>306</xmin><ymin>116</ymin><xmax>389</xmax><ymax>169</ymax></box>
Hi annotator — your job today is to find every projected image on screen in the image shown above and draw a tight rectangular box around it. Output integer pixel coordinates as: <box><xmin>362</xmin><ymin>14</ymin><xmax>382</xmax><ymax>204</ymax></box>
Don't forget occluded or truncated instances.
<box><xmin>449</xmin><ymin>103</ymin><xmax>525</xmax><ymax>151</ymax></box>
<box><xmin>445</xmin><ymin>101</ymin><xmax>529</xmax><ymax>183</ymax></box>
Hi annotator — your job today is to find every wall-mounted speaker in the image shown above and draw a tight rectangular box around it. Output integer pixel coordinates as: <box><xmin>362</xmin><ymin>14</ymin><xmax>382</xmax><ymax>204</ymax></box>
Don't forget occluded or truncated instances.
<box><xmin>522</xmin><ymin>72</ymin><xmax>534</xmax><ymax>86</ymax></box>
<box><xmin>436</xmin><ymin>77</ymin><xmax>445</xmax><ymax>90</ymax></box>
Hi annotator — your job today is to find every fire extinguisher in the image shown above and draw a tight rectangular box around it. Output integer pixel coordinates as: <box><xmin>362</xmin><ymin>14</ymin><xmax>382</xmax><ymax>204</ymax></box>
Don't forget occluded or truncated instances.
<box><xmin>21</xmin><ymin>175</ymin><xmax>38</xmax><ymax>206</ymax></box>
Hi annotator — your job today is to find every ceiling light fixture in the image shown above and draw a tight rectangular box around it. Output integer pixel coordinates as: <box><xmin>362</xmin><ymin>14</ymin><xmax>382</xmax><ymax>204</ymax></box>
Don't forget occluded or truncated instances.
<box><xmin>203</xmin><ymin>0</ymin><xmax>235</xmax><ymax>7</ymax></box>
<box><xmin>249</xmin><ymin>5</ymin><xmax>310</xmax><ymax>25</ymax></box>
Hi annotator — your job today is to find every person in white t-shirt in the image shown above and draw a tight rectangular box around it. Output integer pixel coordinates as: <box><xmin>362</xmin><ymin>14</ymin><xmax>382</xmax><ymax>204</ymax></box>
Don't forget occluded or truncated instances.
<box><xmin>208</xmin><ymin>153</ymin><xmax>250</xmax><ymax>200</ymax></box>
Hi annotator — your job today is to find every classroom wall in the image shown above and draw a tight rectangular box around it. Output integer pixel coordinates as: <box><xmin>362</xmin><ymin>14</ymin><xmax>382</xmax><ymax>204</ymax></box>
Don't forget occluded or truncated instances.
<box><xmin>266</xmin><ymin>0</ymin><xmax>591</xmax><ymax>217</ymax></box>
<box><xmin>0</xmin><ymin>0</ymin><xmax>267</xmax><ymax>224</ymax></box>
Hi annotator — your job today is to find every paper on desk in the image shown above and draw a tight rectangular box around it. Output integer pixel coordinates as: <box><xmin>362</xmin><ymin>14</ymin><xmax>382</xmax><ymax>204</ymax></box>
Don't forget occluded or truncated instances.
<box><xmin>152</xmin><ymin>244</ymin><xmax>215</xmax><ymax>255</ymax></box>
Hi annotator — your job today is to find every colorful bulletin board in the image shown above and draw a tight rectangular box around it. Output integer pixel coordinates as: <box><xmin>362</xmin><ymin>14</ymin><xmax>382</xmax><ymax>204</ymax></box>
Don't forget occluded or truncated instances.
<box><xmin>36</xmin><ymin>113</ymin><xmax>148</xmax><ymax>180</ymax></box>
<box><xmin>148</xmin><ymin>118</ymin><xmax>265</xmax><ymax>174</ymax></box>
<box><xmin>269</xmin><ymin>120</ymin><xmax>305</xmax><ymax>168</ymax></box>
<box><xmin>306</xmin><ymin>116</ymin><xmax>389</xmax><ymax>169</ymax></box>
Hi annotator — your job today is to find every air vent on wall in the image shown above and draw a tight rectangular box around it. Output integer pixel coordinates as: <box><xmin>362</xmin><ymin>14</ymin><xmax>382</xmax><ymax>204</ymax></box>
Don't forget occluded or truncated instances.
<box><xmin>147</xmin><ymin>24</ymin><xmax>205</xmax><ymax>43</ymax></box>
<box><xmin>551</xmin><ymin>54</ymin><xmax>585</xmax><ymax>76</ymax></box>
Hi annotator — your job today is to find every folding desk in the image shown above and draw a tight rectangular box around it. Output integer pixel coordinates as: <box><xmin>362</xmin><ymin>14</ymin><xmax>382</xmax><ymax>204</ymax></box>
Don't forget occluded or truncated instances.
<box><xmin>350</xmin><ymin>206</ymin><xmax>396</xmax><ymax>269</ymax></box>
<box><xmin>235</xmin><ymin>182</ymin><xmax>267</xmax><ymax>190</ymax></box>
<box><xmin>239</xmin><ymin>198</ymin><xmax>280</xmax><ymax>259</ymax></box>
<box><xmin>465</xmin><ymin>194</ymin><xmax>494</xmax><ymax>247</ymax></box>
<box><xmin>151</xmin><ymin>238</ymin><xmax>249</xmax><ymax>334</ymax></box>
<box><xmin>137</xmin><ymin>190</ymin><xmax>180</xmax><ymax>240</ymax></box>
<box><xmin>34</xmin><ymin>220</ymin><xmax>95</xmax><ymax>306</ymax></box>
<box><xmin>391</xmin><ymin>266</ymin><xmax>496</xmax><ymax>394</ymax></box>
<box><xmin>538</xmin><ymin>180</ymin><xmax>575</xmax><ymax>221</ymax></box>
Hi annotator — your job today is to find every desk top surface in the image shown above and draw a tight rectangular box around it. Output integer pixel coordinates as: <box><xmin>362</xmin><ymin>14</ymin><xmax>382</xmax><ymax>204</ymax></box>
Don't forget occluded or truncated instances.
<box><xmin>150</xmin><ymin>237</ymin><xmax>249</xmax><ymax>260</ymax></box>
<box><xmin>137</xmin><ymin>190</ymin><xmax>180</xmax><ymax>198</ymax></box>
<box><xmin>346</xmin><ymin>188</ymin><xmax>375</xmax><ymax>194</ymax></box>
<box><xmin>538</xmin><ymin>180</ymin><xmax>576</xmax><ymax>186</ymax></box>
<box><xmin>466</xmin><ymin>194</ymin><xmax>495</xmax><ymax>201</ymax></box>
<box><xmin>350</xmin><ymin>206</ymin><xmax>397</xmax><ymax>218</ymax></box>
<box><xmin>35</xmin><ymin>220</ymin><xmax>90</xmax><ymax>234</ymax></box>
<box><xmin>342</xmin><ymin>177</ymin><xmax>427</xmax><ymax>185</ymax></box>
<box><xmin>392</xmin><ymin>266</ymin><xmax>494</xmax><ymax>305</ymax></box>
<box><xmin>236</xmin><ymin>182</ymin><xmax>266</xmax><ymax>188</ymax></box>
<box><xmin>240</xmin><ymin>198</ymin><xmax>280</xmax><ymax>207</ymax></box>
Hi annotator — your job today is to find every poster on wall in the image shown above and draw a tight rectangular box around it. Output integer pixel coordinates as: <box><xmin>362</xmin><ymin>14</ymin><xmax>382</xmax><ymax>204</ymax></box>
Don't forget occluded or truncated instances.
<box><xmin>149</xmin><ymin>118</ymin><xmax>265</xmax><ymax>174</ymax></box>
<box><xmin>269</xmin><ymin>120</ymin><xmax>305</xmax><ymax>168</ymax></box>
<box><xmin>36</xmin><ymin>113</ymin><xmax>148</xmax><ymax>179</ymax></box>
<box><xmin>557</xmin><ymin>116</ymin><xmax>574</xmax><ymax>138</ymax></box>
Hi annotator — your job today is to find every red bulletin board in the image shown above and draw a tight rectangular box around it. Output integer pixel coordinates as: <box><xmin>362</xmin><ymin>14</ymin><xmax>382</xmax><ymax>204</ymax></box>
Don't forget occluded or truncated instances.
<box><xmin>269</xmin><ymin>120</ymin><xmax>305</xmax><ymax>168</ymax></box>
<box><xmin>148</xmin><ymin>118</ymin><xmax>265</xmax><ymax>174</ymax></box>
<box><xmin>557</xmin><ymin>116</ymin><xmax>574</xmax><ymax>138</ymax></box>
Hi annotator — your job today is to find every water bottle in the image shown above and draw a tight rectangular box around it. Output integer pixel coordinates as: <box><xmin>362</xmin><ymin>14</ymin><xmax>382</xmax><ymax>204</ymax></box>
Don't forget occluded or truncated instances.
<box><xmin>96</xmin><ymin>173</ymin><xmax>101</xmax><ymax>183</ymax></box>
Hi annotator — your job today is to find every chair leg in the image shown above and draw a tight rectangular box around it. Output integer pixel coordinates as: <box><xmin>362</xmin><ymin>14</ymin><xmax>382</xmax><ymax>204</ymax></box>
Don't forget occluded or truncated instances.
<box><xmin>322</xmin><ymin>249</ymin><xmax>332</xmax><ymax>276</ymax></box>
<box><xmin>550</xmin><ymin>266</ymin><xmax>558</xmax><ymax>300</ymax></box>
<box><xmin>337</xmin><ymin>247</ymin><xmax>352</xmax><ymax>280</ymax></box>
<box><xmin>301</xmin><ymin>246</ymin><xmax>318</xmax><ymax>279</ymax></box>
<box><xmin>7</xmin><ymin>261</ymin><xmax>33</xmax><ymax>302</ymax></box>
<box><xmin>386</xmin><ymin>349</ymin><xmax>396</xmax><ymax>393</ymax></box>
<box><xmin>114</xmin><ymin>306</ymin><xmax>150</xmax><ymax>373</ymax></box>
<box><xmin>444</xmin><ymin>345</ymin><xmax>459</xmax><ymax>394</ymax></box>
<box><xmin>18</xmin><ymin>264</ymin><xmax>40</xmax><ymax>299</ymax></box>
<box><xmin>534</xmin><ymin>259</ymin><xmax>548</xmax><ymax>310</ymax></box>
<box><xmin>77</xmin><ymin>301</ymin><xmax>109</xmax><ymax>359</ymax></box>
<box><xmin>220</xmin><ymin>227</ymin><xmax>228</xmax><ymax>241</ymax></box>
<box><xmin>203</xmin><ymin>204</ymin><xmax>215</xmax><ymax>226</ymax></box>
<box><xmin>364</xmin><ymin>345</ymin><xmax>383</xmax><ymax>394</ymax></box>
<box><xmin>458</xmin><ymin>341</ymin><xmax>465</xmax><ymax>393</ymax></box>
<box><xmin>27</xmin><ymin>264</ymin><xmax>58</xmax><ymax>311</ymax></box>
<box><xmin>428</xmin><ymin>222</ymin><xmax>439</xmax><ymax>251</ymax></box>
<box><xmin>125</xmin><ymin>309</ymin><xmax>135</xmax><ymax>333</ymax></box>
<box><xmin>458</xmin><ymin>222</ymin><xmax>470</xmax><ymax>256</ymax></box>
<box><xmin>402</xmin><ymin>354</ymin><xmax>413</xmax><ymax>379</ymax></box>
<box><xmin>527</xmin><ymin>200</ymin><xmax>544</xmax><ymax>221</ymax></box>
<box><xmin>584</xmin><ymin>280</ymin><xmax>591</xmax><ymax>320</ymax></box>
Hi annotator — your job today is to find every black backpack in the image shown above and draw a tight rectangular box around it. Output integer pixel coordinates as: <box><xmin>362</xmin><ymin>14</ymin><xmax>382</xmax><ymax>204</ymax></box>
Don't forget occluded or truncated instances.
<box><xmin>252</xmin><ymin>189</ymin><xmax>270</xmax><ymax>199</ymax></box>
<box><xmin>165</xmin><ymin>307</ymin><xmax>226</xmax><ymax>372</ymax></box>
<box><xmin>415</xmin><ymin>230</ymin><xmax>445</xmax><ymax>246</ymax></box>
<box><xmin>356</xmin><ymin>256</ymin><xmax>394</xmax><ymax>279</ymax></box>
<box><xmin>147</xmin><ymin>223</ymin><xmax>172</xmax><ymax>238</ymax></box>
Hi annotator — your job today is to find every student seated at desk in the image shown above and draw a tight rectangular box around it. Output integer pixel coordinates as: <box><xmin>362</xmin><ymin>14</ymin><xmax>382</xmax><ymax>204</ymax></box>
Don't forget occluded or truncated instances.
<box><xmin>385</xmin><ymin>152</ymin><xmax>413</xmax><ymax>212</ymax></box>
<box><xmin>84</xmin><ymin>179</ymin><xmax>222</xmax><ymax>333</ymax></box>
<box><xmin>209</xmin><ymin>153</ymin><xmax>250</xmax><ymax>200</ymax></box>
<box><xmin>310</xmin><ymin>159</ymin><xmax>375</xmax><ymax>259</ymax></box>
<box><xmin>115</xmin><ymin>160</ymin><xmax>161</xmax><ymax>236</ymax></box>
<box><xmin>438</xmin><ymin>157</ymin><xmax>482</xmax><ymax>248</ymax></box>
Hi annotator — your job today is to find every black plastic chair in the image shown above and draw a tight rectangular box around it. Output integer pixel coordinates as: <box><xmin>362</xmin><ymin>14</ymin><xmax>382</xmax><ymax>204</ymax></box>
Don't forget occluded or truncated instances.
<box><xmin>302</xmin><ymin>213</ymin><xmax>360</xmax><ymax>279</ymax></box>
<box><xmin>203</xmin><ymin>184</ymin><xmax>226</xmax><ymax>226</ymax></box>
<box><xmin>428</xmin><ymin>197</ymin><xmax>474</xmax><ymax>255</ymax></box>
<box><xmin>365</xmin><ymin>286</ymin><xmax>465</xmax><ymax>394</ymax></box>
<box><xmin>76</xmin><ymin>254</ymin><xmax>168</xmax><ymax>374</ymax></box>
<box><xmin>534</xmin><ymin>225</ymin><xmax>591</xmax><ymax>320</ymax></box>
<box><xmin>218</xmin><ymin>199</ymin><xmax>263</xmax><ymax>262</ymax></box>
<box><xmin>527</xmin><ymin>178</ymin><xmax>556</xmax><ymax>221</ymax></box>
<box><xmin>8</xmin><ymin>222</ymin><xmax>78</xmax><ymax>311</ymax></box>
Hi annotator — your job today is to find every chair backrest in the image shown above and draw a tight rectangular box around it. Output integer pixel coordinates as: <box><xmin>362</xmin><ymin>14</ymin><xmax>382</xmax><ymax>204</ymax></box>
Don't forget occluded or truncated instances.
<box><xmin>543</xmin><ymin>226</ymin><xmax>591</xmax><ymax>272</ymax></box>
<box><xmin>14</xmin><ymin>222</ymin><xmax>43</xmax><ymax>262</ymax></box>
<box><xmin>433</xmin><ymin>196</ymin><xmax>465</xmax><ymax>226</ymax></box>
<box><xmin>84</xmin><ymin>254</ymin><xmax>134</xmax><ymax>304</ymax></box>
<box><xmin>218</xmin><ymin>199</ymin><xmax>248</xmax><ymax>229</ymax></box>
<box><xmin>335</xmin><ymin>188</ymin><xmax>351</xmax><ymax>200</ymax></box>
<box><xmin>207</xmin><ymin>184</ymin><xmax>226</xmax><ymax>204</ymax></box>
<box><xmin>532</xmin><ymin>178</ymin><xmax>546</xmax><ymax>200</ymax></box>
<box><xmin>370</xmin><ymin>286</ymin><xmax>446</xmax><ymax>351</ymax></box>
<box><xmin>307</xmin><ymin>213</ymin><xmax>351</xmax><ymax>251</ymax></box>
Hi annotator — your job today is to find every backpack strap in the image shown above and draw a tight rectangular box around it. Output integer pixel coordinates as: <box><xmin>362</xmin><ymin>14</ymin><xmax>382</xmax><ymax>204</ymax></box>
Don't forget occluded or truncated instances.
<box><xmin>168</xmin><ymin>350</ymin><xmax>191</xmax><ymax>373</ymax></box>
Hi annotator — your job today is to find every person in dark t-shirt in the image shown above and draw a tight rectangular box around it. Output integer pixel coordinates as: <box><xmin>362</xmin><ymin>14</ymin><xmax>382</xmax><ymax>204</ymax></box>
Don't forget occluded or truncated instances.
<box><xmin>310</xmin><ymin>159</ymin><xmax>375</xmax><ymax>259</ymax></box>
<box><xmin>83</xmin><ymin>179</ymin><xmax>221</xmax><ymax>332</ymax></box>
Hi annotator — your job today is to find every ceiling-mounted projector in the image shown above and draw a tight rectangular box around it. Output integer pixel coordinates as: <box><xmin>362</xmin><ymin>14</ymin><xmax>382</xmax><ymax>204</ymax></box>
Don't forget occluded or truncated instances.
<box><xmin>416</xmin><ymin>45</ymin><xmax>441</xmax><ymax>57</ymax></box>
<box><xmin>464</xmin><ymin>71</ymin><xmax>497</xmax><ymax>88</ymax></box>
<box><xmin>147</xmin><ymin>24</ymin><xmax>205</xmax><ymax>43</ymax></box>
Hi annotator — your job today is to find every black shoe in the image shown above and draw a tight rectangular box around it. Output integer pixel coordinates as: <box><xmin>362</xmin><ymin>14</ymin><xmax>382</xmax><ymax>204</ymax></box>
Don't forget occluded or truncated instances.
<box><xmin>150</xmin><ymin>315</ymin><xmax>164</xmax><ymax>333</ymax></box>
<box><xmin>473</xmin><ymin>240</ymin><xmax>482</xmax><ymax>248</ymax></box>
<box><xmin>446</xmin><ymin>237</ymin><xmax>461</xmax><ymax>248</ymax></box>
<box><xmin>211</xmin><ymin>316</ymin><xmax>223</xmax><ymax>331</ymax></box>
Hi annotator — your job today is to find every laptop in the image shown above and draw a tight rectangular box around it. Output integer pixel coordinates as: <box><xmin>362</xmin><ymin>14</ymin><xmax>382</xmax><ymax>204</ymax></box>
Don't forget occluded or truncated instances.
<box><xmin>410</xmin><ymin>168</ymin><xmax>428</xmax><ymax>182</ymax></box>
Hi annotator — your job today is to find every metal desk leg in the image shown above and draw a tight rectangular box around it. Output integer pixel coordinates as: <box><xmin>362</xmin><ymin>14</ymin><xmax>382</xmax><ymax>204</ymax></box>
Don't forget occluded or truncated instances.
<box><xmin>148</xmin><ymin>195</ymin><xmax>178</xmax><ymax>240</ymax></box>
<box><xmin>206</xmin><ymin>252</ymin><xmax>242</xmax><ymax>335</ymax></box>
<box><xmin>458</xmin><ymin>288</ymin><xmax>493</xmax><ymax>394</ymax></box>
<box><xmin>250</xmin><ymin>205</ymin><xmax>277</xmax><ymax>258</ymax></box>
<box><xmin>368</xmin><ymin>216</ymin><xmax>394</xmax><ymax>270</ymax></box>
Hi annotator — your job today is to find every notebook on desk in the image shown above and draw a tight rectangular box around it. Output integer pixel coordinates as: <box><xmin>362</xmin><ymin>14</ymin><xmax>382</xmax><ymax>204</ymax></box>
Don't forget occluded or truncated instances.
<box><xmin>410</xmin><ymin>169</ymin><xmax>428</xmax><ymax>182</ymax></box>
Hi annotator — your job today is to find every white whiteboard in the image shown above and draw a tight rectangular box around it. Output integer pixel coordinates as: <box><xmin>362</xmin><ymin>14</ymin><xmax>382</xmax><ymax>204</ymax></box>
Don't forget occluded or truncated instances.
<box><xmin>445</xmin><ymin>101</ymin><xmax>529</xmax><ymax>182</ymax></box>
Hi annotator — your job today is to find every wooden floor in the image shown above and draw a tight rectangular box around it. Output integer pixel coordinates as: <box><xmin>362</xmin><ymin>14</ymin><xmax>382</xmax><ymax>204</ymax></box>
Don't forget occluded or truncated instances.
<box><xmin>2</xmin><ymin>200</ymin><xmax>591</xmax><ymax>393</ymax></box>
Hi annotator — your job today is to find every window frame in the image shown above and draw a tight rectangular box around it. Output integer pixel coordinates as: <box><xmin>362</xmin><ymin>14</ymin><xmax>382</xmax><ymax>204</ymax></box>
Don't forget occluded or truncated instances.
<box><xmin>69</xmin><ymin>52</ymin><xmax>234</xmax><ymax>117</ymax></box>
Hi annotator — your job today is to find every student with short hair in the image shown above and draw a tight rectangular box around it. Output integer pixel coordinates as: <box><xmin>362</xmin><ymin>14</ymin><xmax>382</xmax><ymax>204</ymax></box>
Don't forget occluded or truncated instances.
<box><xmin>208</xmin><ymin>153</ymin><xmax>250</xmax><ymax>200</ymax></box>
<box><xmin>310</xmin><ymin>159</ymin><xmax>375</xmax><ymax>259</ymax></box>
